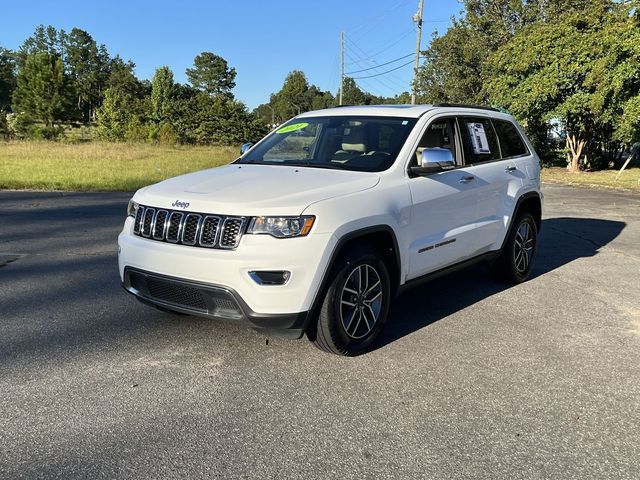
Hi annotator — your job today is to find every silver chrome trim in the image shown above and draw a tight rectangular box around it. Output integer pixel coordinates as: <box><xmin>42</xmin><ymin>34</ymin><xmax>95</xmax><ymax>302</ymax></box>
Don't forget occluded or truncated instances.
<box><xmin>152</xmin><ymin>210</ymin><xmax>169</xmax><ymax>240</ymax></box>
<box><xmin>181</xmin><ymin>214</ymin><xmax>202</xmax><ymax>246</ymax></box>
<box><xmin>199</xmin><ymin>215</ymin><xmax>222</xmax><ymax>248</ymax></box>
<box><xmin>141</xmin><ymin>208</ymin><xmax>155</xmax><ymax>238</ymax></box>
<box><xmin>166</xmin><ymin>211</ymin><xmax>185</xmax><ymax>243</ymax></box>
<box><xmin>133</xmin><ymin>206</ymin><xmax>144</xmax><ymax>235</ymax></box>
<box><xmin>133</xmin><ymin>205</ymin><xmax>245</xmax><ymax>250</ymax></box>
<box><xmin>248</xmin><ymin>271</ymin><xmax>291</xmax><ymax>286</ymax></box>
<box><xmin>219</xmin><ymin>217</ymin><xmax>246</xmax><ymax>250</ymax></box>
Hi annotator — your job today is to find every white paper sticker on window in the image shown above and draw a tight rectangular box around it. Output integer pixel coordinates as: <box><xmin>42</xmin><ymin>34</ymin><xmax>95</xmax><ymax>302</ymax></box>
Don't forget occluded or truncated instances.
<box><xmin>467</xmin><ymin>122</ymin><xmax>491</xmax><ymax>154</ymax></box>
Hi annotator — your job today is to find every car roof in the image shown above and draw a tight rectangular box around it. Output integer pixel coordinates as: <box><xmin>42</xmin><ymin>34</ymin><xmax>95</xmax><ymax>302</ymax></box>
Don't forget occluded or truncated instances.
<box><xmin>296</xmin><ymin>104</ymin><xmax>513</xmax><ymax>120</ymax></box>
<box><xmin>297</xmin><ymin>104</ymin><xmax>433</xmax><ymax>119</ymax></box>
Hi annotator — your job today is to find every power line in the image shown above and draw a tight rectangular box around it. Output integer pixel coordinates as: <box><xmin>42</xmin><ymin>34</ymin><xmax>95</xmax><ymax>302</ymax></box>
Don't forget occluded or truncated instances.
<box><xmin>347</xmin><ymin>0</ymin><xmax>413</xmax><ymax>39</ymax></box>
<box><xmin>344</xmin><ymin>49</ymin><xmax>407</xmax><ymax>90</ymax></box>
<box><xmin>351</xmin><ymin>60</ymin><xmax>414</xmax><ymax>80</ymax></box>
<box><xmin>346</xmin><ymin>59</ymin><xmax>406</xmax><ymax>93</ymax></box>
<box><xmin>344</xmin><ymin>39</ymin><xmax>409</xmax><ymax>89</ymax></box>
<box><xmin>361</xmin><ymin>28</ymin><xmax>416</xmax><ymax>61</ymax></box>
<box><xmin>345</xmin><ymin>53</ymin><xmax>413</xmax><ymax>75</ymax></box>
<box><xmin>344</xmin><ymin>28</ymin><xmax>415</xmax><ymax>66</ymax></box>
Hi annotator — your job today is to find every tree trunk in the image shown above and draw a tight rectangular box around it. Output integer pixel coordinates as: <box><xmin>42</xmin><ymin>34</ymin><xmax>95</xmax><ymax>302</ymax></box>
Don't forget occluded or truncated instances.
<box><xmin>566</xmin><ymin>134</ymin><xmax>586</xmax><ymax>172</ymax></box>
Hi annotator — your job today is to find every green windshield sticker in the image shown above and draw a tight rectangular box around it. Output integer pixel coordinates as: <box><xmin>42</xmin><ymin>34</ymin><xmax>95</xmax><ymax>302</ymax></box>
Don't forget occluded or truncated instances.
<box><xmin>276</xmin><ymin>122</ymin><xmax>309</xmax><ymax>134</ymax></box>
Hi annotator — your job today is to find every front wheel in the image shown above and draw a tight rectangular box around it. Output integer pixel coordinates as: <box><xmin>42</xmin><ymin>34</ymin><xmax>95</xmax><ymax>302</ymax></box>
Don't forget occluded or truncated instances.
<box><xmin>312</xmin><ymin>249</ymin><xmax>391</xmax><ymax>356</ymax></box>
<box><xmin>494</xmin><ymin>212</ymin><xmax>537</xmax><ymax>283</ymax></box>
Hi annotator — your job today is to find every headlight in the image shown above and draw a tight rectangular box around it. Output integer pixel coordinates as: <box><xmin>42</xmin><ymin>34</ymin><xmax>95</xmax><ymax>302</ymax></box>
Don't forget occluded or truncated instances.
<box><xmin>247</xmin><ymin>216</ymin><xmax>315</xmax><ymax>238</ymax></box>
<box><xmin>127</xmin><ymin>200</ymin><xmax>139</xmax><ymax>218</ymax></box>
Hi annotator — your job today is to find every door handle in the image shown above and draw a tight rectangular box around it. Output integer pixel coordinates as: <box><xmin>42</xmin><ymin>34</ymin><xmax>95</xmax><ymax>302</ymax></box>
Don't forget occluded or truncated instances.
<box><xmin>505</xmin><ymin>165</ymin><xmax>517</xmax><ymax>172</ymax></box>
<box><xmin>459</xmin><ymin>175</ymin><xmax>475</xmax><ymax>184</ymax></box>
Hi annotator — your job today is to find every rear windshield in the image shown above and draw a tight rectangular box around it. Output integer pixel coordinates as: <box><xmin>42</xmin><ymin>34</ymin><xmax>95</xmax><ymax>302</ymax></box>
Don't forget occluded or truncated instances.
<box><xmin>238</xmin><ymin>116</ymin><xmax>417</xmax><ymax>172</ymax></box>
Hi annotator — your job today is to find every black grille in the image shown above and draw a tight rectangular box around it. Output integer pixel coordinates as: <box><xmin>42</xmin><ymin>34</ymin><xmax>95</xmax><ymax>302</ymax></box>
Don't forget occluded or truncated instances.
<box><xmin>166</xmin><ymin>212</ymin><xmax>184</xmax><ymax>243</ymax></box>
<box><xmin>125</xmin><ymin>269</ymin><xmax>244</xmax><ymax>320</ymax></box>
<box><xmin>142</xmin><ymin>208</ymin><xmax>155</xmax><ymax>237</ymax></box>
<box><xmin>146</xmin><ymin>277</ymin><xmax>207</xmax><ymax>311</ymax></box>
<box><xmin>133</xmin><ymin>207</ymin><xmax>144</xmax><ymax>234</ymax></box>
<box><xmin>199</xmin><ymin>216</ymin><xmax>221</xmax><ymax>247</ymax></box>
<box><xmin>181</xmin><ymin>214</ymin><xmax>201</xmax><ymax>245</ymax></box>
<box><xmin>132</xmin><ymin>204</ymin><xmax>245</xmax><ymax>250</ymax></box>
<box><xmin>220</xmin><ymin>218</ymin><xmax>243</xmax><ymax>248</ymax></box>
<box><xmin>153</xmin><ymin>210</ymin><xmax>168</xmax><ymax>239</ymax></box>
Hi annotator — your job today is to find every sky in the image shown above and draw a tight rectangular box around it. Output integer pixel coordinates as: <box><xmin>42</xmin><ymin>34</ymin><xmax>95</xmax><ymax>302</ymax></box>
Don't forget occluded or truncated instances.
<box><xmin>2</xmin><ymin>0</ymin><xmax>461</xmax><ymax>108</ymax></box>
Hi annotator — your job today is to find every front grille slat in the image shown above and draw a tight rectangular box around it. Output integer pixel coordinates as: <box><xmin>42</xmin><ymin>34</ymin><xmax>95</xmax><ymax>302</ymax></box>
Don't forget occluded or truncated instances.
<box><xmin>141</xmin><ymin>208</ymin><xmax>155</xmax><ymax>237</ymax></box>
<box><xmin>199</xmin><ymin>216</ymin><xmax>221</xmax><ymax>247</ymax></box>
<box><xmin>220</xmin><ymin>218</ymin><xmax>245</xmax><ymax>249</ymax></box>
<box><xmin>166</xmin><ymin>212</ymin><xmax>184</xmax><ymax>243</ymax></box>
<box><xmin>133</xmin><ymin>206</ymin><xmax>144</xmax><ymax>234</ymax></box>
<box><xmin>133</xmin><ymin>205</ymin><xmax>244</xmax><ymax>250</ymax></box>
<box><xmin>153</xmin><ymin>210</ymin><xmax>168</xmax><ymax>240</ymax></box>
<box><xmin>181</xmin><ymin>214</ymin><xmax>202</xmax><ymax>245</ymax></box>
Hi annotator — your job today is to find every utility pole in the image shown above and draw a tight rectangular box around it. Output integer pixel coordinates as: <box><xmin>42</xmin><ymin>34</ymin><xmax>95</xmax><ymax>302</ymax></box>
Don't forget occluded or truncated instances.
<box><xmin>339</xmin><ymin>31</ymin><xmax>344</xmax><ymax>106</ymax></box>
<box><xmin>411</xmin><ymin>0</ymin><xmax>424</xmax><ymax>105</ymax></box>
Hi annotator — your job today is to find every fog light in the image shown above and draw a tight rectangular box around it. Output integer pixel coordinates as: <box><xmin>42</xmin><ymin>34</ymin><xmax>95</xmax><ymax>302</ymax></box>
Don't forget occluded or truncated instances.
<box><xmin>249</xmin><ymin>270</ymin><xmax>291</xmax><ymax>285</ymax></box>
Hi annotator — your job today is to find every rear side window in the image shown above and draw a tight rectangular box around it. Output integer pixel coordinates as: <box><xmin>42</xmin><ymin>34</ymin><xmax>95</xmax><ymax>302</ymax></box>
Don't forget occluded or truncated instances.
<box><xmin>493</xmin><ymin>119</ymin><xmax>529</xmax><ymax>158</ymax></box>
<box><xmin>459</xmin><ymin>117</ymin><xmax>500</xmax><ymax>164</ymax></box>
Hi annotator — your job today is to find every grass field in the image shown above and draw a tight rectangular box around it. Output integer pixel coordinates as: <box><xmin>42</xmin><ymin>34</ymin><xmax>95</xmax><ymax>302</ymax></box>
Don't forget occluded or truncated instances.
<box><xmin>0</xmin><ymin>141</ymin><xmax>237</xmax><ymax>191</ymax></box>
<box><xmin>541</xmin><ymin>166</ymin><xmax>640</xmax><ymax>192</ymax></box>
<box><xmin>1</xmin><ymin>141</ymin><xmax>639</xmax><ymax>192</ymax></box>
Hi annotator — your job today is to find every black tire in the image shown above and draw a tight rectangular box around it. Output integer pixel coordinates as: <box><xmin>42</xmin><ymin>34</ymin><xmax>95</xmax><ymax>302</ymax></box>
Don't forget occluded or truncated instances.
<box><xmin>312</xmin><ymin>248</ymin><xmax>391</xmax><ymax>356</ymax></box>
<box><xmin>493</xmin><ymin>212</ymin><xmax>537</xmax><ymax>283</ymax></box>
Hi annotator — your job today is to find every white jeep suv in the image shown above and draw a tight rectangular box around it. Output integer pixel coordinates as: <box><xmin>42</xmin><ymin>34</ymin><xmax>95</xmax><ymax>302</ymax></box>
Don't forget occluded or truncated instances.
<box><xmin>119</xmin><ymin>104</ymin><xmax>542</xmax><ymax>355</ymax></box>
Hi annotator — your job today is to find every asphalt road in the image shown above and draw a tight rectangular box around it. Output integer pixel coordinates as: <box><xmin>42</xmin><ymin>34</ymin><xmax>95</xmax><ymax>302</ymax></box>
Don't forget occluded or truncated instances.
<box><xmin>1</xmin><ymin>184</ymin><xmax>639</xmax><ymax>479</ymax></box>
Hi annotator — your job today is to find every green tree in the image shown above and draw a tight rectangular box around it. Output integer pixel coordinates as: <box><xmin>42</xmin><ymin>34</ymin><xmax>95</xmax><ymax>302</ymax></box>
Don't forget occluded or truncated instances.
<box><xmin>186</xmin><ymin>52</ymin><xmax>236</xmax><ymax>97</ymax></box>
<box><xmin>486</xmin><ymin>1</ymin><xmax>640</xmax><ymax>171</ymax></box>
<box><xmin>168</xmin><ymin>91</ymin><xmax>264</xmax><ymax>145</ymax></box>
<box><xmin>65</xmin><ymin>28</ymin><xmax>110</xmax><ymax>122</ymax></box>
<box><xmin>0</xmin><ymin>47</ymin><xmax>16</xmax><ymax>112</ymax></box>
<box><xmin>151</xmin><ymin>66</ymin><xmax>174</xmax><ymax>122</ymax></box>
<box><xmin>414</xmin><ymin>24</ymin><xmax>485</xmax><ymax>104</ymax></box>
<box><xmin>277</xmin><ymin>70</ymin><xmax>310</xmax><ymax>116</ymax></box>
<box><xmin>254</xmin><ymin>71</ymin><xmax>335</xmax><ymax>126</ymax></box>
<box><xmin>308</xmin><ymin>85</ymin><xmax>335</xmax><ymax>110</ymax></box>
<box><xmin>18</xmin><ymin>25</ymin><xmax>66</xmax><ymax>64</ymax></box>
<box><xmin>341</xmin><ymin>77</ymin><xmax>369</xmax><ymax>105</ymax></box>
<box><xmin>13</xmin><ymin>51</ymin><xmax>69</xmax><ymax>127</ymax></box>
<box><xmin>96</xmin><ymin>58</ymin><xmax>148</xmax><ymax>140</ymax></box>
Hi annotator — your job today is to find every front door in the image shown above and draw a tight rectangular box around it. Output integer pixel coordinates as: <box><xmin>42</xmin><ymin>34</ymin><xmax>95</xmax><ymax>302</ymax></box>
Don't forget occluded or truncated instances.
<box><xmin>407</xmin><ymin>117</ymin><xmax>484</xmax><ymax>280</ymax></box>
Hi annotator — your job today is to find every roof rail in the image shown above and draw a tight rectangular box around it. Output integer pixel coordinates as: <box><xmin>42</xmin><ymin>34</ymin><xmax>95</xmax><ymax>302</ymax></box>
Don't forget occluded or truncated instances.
<box><xmin>433</xmin><ymin>103</ymin><xmax>502</xmax><ymax>112</ymax></box>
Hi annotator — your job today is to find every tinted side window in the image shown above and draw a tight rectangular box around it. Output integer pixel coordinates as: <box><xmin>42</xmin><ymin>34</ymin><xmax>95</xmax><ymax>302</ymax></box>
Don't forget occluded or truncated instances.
<box><xmin>493</xmin><ymin>119</ymin><xmax>528</xmax><ymax>158</ymax></box>
<box><xmin>413</xmin><ymin>118</ymin><xmax>460</xmax><ymax>167</ymax></box>
<box><xmin>459</xmin><ymin>117</ymin><xmax>500</xmax><ymax>164</ymax></box>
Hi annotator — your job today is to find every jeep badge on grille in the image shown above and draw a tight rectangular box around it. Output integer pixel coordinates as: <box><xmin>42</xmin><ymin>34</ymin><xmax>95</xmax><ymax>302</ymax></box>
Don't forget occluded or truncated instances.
<box><xmin>171</xmin><ymin>200</ymin><xmax>190</xmax><ymax>209</ymax></box>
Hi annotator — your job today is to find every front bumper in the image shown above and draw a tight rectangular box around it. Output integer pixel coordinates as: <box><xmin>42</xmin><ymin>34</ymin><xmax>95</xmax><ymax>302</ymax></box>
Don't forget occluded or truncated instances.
<box><xmin>118</xmin><ymin>217</ymin><xmax>337</xmax><ymax>335</ymax></box>
<box><xmin>123</xmin><ymin>267</ymin><xmax>309</xmax><ymax>338</ymax></box>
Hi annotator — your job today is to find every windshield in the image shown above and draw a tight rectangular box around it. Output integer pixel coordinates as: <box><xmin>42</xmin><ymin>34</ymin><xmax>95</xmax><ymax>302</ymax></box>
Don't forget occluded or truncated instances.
<box><xmin>238</xmin><ymin>116</ymin><xmax>417</xmax><ymax>172</ymax></box>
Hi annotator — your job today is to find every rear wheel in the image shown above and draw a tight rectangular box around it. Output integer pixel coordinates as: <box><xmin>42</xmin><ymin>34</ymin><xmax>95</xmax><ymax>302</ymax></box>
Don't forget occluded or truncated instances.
<box><xmin>494</xmin><ymin>212</ymin><xmax>537</xmax><ymax>283</ymax></box>
<box><xmin>312</xmin><ymin>249</ymin><xmax>391</xmax><ymax>356</ymax></box>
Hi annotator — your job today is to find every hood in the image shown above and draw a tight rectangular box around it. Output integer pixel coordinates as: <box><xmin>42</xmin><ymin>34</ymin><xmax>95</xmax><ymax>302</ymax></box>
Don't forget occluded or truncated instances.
<box><xmin>135</xmin><ymin>164</ymin><xmax>380</xmax><ymax>216</ymax></box>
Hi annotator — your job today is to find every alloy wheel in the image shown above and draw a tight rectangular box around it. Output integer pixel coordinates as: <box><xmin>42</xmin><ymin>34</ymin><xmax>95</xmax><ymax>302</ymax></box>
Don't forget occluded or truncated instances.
<box><xmin>514</xmin><ymin>221</ymin><xmax>534</xmax><ymax>273</ymax></box>
<box><xmin>339</xmin><ymin>264</ymin><xmax>383</xmax><ymax>339</ymax></box>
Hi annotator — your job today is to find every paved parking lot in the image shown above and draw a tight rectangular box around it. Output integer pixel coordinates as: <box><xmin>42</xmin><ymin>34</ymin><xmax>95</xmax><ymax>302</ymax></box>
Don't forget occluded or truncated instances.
<box><xmin>1</xmin><ymin>184</ymin><xmax>639</xmax><ymax>479</ymax></box>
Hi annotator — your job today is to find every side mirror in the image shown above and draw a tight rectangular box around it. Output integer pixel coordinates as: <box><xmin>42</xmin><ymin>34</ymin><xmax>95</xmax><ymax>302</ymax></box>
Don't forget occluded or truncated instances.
<box><xmin>410</xmin><ymin>148</ymin><xmax>456</xmax><ymax>176</ymax></box>
<box><xmin>240</xmin><ymin>142</ymin><xmax>254</xmax><ymax>154</ymax></box>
